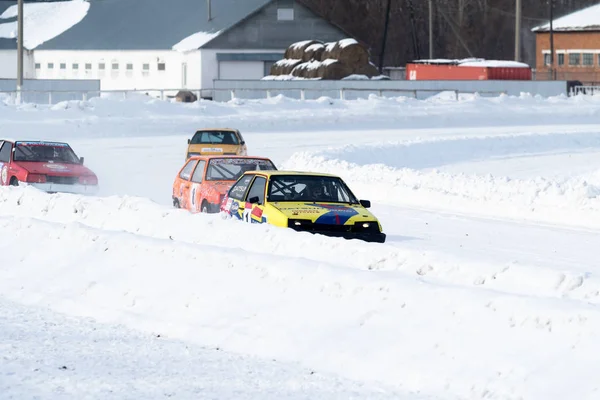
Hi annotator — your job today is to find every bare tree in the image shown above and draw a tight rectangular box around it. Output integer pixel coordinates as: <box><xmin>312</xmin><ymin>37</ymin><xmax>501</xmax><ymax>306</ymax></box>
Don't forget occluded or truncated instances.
<box><xmin>299</xmin><ymin>0</ymin><xmax>599</xmax><ymax>66</ymax></box>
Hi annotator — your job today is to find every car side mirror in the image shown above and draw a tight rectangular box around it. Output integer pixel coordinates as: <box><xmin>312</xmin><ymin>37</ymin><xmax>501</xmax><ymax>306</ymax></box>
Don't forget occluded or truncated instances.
<box><xmin>359</xmin><ymin>199</ymin><xmax>371</xmax><ymax>208</ymax></box>
<box><xmin>187</xmin><ymin>139</ymin><xmax>191</xmax><ymax>144</ymax></box>
<box><xmin>240</xmin><ymin>140</ymin><xmax>245</xmax><ymax>145</ymax></box>
<box><xmin>80</xmin><ymin>156</ymin><xmax>85</xmax><ymax>164</ymax></box>
<box><xmin>249</xmin><ymin>196</ymin><xmax>260</xmax><ymax>204</ymax></box>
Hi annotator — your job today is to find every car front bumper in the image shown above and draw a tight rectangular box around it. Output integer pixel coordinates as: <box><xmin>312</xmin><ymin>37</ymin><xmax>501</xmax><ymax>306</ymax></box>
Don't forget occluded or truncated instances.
<box><xmin>296</xmin><ymin>229</ymin><xmax>386</xmax><ymax>243</ymax></box>
<box><xmin>28</xmin><ymin>182</ymin><xmax>99</xmax><ymax>195</ymax></box>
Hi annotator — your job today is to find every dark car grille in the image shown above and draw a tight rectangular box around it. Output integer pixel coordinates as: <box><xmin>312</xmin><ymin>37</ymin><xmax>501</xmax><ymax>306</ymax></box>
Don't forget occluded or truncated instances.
<box><xmin>288</xmin><ymin>219</ymin><xmax>380</xmax><ymax>233</ymax></box>
<box><xmin>46</xmin><ymin>175</ymin><xmax>78</xmax><ymax>185</ymax></box>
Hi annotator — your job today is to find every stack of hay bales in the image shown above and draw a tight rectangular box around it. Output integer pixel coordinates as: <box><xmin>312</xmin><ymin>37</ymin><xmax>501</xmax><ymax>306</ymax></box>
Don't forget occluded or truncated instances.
<box><xmin>268</xmin><ymin>38</ymin><xmax>379</xmax><ymax>80</ymax></box>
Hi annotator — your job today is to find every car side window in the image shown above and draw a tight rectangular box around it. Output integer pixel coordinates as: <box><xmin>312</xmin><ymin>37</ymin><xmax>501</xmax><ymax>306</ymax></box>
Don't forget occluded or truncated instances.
<box><xmin>0</xmin><ymin>142</ymin><xmax>11</xmax><ymax>162</ymax></box>
<box><xmin>179</xmin><ymin>160</ymin><xmax>196</xmax><ymax>181</ymax></box>
<box><xmin>246</xmin><ymin>176</ymin><xmax>266</xmax><ymax>205</ymax></box>
<box><xmin>229</xmin><ymin>175</ymin><xmax>253</xmax><ymax>201</ymax></box>
<box><xmin>191</xmin><ymin>160</ymin><xmax>206</xmax><ymax>183</ymax></box>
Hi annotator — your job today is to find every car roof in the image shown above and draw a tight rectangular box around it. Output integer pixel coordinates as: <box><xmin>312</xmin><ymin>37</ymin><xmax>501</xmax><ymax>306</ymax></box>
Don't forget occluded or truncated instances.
<box><xmin>193</xmin><ymin>128</ymin><xmax>239</xmax><ymax>133</ymax></box>
<box><xmin>243</xmin><ymin>170</ymin><xmax>340</xmax><ymax>178</ymax></box>
<box><xmin>2</xmin><ymin>139</ymin><xmax>70</xmax><ymax>146</ymax></box>
<box><xmin>186</xmin><ymin>155</ymin><xmax>273</xmax><ymax>162</ymax></box>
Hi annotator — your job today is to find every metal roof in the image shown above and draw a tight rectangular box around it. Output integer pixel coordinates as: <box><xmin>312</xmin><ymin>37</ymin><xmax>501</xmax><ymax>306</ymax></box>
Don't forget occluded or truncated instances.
<box><xmin>1</xmin><ymin>0</ymin><xmax>274</xmax><ymax>50</ymax></box>
<box><xmin>0</xmin><ymin>1</ymin><xmax>16</xmax><ymax>50</ymax></box>
<box><xmin>532</xmin><ymin>2</ymin><xmax>600</xmax><ymax>32</ymax></box>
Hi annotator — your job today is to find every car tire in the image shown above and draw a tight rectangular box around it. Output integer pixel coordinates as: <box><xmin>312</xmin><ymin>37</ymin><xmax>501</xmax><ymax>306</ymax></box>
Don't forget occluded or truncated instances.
<box><xmin>201</xmin><ymin>201</ymin><xmax>209</xmax><ymax>213</ymax></box>
<box><xmin>173</xmin><ymin>198</ymin><xmax>180</xmax><ymax>209</ymax></box>
<box><xmin>9</xmin><ymin>177</ymin><xmax>18</xmax><ymax>187</ymax></box>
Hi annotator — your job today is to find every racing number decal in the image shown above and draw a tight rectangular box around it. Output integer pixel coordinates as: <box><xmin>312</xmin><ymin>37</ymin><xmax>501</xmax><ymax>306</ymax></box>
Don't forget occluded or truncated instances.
<box><xmin>243</xmin><ymin>207</ymin><xmax>252</xmax><ymax>223</ymax></box>
<box><xmin>191</xmin><ymin>186</ymin><xmax>196</xmax><ymax>207</ymax></box>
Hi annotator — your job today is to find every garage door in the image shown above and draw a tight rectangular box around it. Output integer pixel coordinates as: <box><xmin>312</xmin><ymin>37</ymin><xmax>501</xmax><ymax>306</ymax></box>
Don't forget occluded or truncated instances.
<box><xmin>219</xmin><ymin>61</ymin><xmax>265</xmax><ymax>80</ymax></box>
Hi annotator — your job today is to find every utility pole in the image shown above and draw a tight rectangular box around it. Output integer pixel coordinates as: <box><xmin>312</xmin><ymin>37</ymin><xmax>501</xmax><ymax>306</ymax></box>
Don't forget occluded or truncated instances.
<box><xmin>549</xmin><ymin>0</ymin><xmax>554</xmax><ymax>80</ymax></box>
<box><xmin>378</xmin><ymin>0</ymin><xmax>392</xmax><ymax>74</ymax></box>
<box><xmin>515</xmin><ymin>0</ymin><xmax>521</xmax><ymax>61</ymax></box>
<box><xmin>17</xmin><ymin>0</ymin><xmax>23</xmax><ymax>104</ymax></box>
<box><xmin>429</xmin><ymin>0</ymin><xmax>433</xmax><ymax>59</ymax></box>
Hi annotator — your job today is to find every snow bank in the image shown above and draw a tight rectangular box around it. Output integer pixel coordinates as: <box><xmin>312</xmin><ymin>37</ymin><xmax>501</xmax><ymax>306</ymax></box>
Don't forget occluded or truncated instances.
<box><xmin>172</xmin><ymin>30</ymin><xmax>221</xmax><ymax>52</ymax></box>
<box><xmin>0</xmin><ymin>0</ymin><xmax>89</xmax><ymax>49</ymax></box>
<box><xmin>1</xmin><ymin>208</ymin><xmax>600</xmax><ymax>399</ymax></box>
<box><xmin>1</xmin><ymin>186</ymin><xmax>598</xmax><ymax>303</ymax></box>
<box><xmin>281</xmin><ymin>133</ymin><xmax>600</xmax><ymax>229</ymax></box>
<box><xmin>3</xmin><ymin>92</ymin><xmax>600</xmax><ymax>139</ymax></box>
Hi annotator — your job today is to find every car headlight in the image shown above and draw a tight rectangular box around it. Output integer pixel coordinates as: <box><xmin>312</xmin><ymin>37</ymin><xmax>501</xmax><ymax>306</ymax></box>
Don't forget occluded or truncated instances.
<box><xmin>354</xmin><ymin>221</ymin><xmax>379</xmax><ymax>232</ymax></box>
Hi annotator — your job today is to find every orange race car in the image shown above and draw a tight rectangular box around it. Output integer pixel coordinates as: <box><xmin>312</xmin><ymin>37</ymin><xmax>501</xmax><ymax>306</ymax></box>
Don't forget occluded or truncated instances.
<box><xmin>172</xmin><ymin>155</ymin><xmax>277</xmax><ymax>213</ymax></box>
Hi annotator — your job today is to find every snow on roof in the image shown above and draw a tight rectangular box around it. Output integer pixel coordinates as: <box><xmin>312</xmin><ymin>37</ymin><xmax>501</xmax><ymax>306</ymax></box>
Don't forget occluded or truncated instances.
<box><xmin>458</xmin><ymin>60</ymin><xmax>530</xmax><ymax>68</ymax></box>
<box><xmin>411</xmin><ymin>58</ymin><xmax>485</xmax><ymax>65</ymax></box>
<box><xmin>410</xmin><ymin>58</ymin><xmax>530</xmax><ymax>68</ymax></box>
<box><xmin>532</xmin><ymin>2</ymin><xmax>600</xmax><ymax>31</ymax></box>
<box><xmin>172</xmin><ymin>30</ymin><xmax>221</xmax><ymax>52</ymax></box>
<box><xmin>0</xmin><ymin>0</ymin><xmax>89</xmax><ymax>50</ymax></box>
<box><xmin>29</xmin><ymin>0</ymin><xmax>273</xmax><ymax>51</ymax></box>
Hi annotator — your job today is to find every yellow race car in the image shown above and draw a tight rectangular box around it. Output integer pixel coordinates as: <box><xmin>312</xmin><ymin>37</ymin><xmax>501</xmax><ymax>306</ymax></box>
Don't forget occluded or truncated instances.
<box><xmin>186</xmin><ymin>128</ymin><xmax>248</xmax><ymax>159</ymax></box>
<box><xmin>219</xmin><ymin>170</ymin><xmax>386</xmax><ymax>243</ymax></box>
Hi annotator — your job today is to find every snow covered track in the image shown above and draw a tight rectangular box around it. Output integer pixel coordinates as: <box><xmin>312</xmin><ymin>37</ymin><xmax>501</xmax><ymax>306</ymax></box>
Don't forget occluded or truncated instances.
<box><xmin>1</xmin><ymin>187</ymin><xmax>599</xmax><ymax>305</ymax></box>
<box><xmin>283</xmin><ymin>132</ymin><xmax>600</xmax><ymax>229</ymax></box>
<box><xmin>1</xmin><ymin>213</ymin><xmax>600</xmax><ymax>400</ymax></box>
<box><xmin>3</xmin><ymin>92</ymin><xmax>600</xmax><ymax>398</ymax></box>
<box><xmin>1</xmin><ymin>298</ymin><xmax>405</xmax><ymax>400</ymax></box>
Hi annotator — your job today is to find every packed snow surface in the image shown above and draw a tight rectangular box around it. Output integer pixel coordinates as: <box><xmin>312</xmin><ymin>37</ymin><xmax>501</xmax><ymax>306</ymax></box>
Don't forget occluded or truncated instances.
<box><xmin>0</xmin><ymin>0</ymin><xmax>89</xmax><ymax>49</ymax></box>
<box><xmin>2</xmin><ymin>92</ymin><xmax>600</xmax><ymax>399</ymax></box>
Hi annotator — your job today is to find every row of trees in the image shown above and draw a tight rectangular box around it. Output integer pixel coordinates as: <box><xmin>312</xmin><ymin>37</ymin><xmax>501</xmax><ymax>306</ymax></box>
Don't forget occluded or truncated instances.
<box><xmin>299</xmin><ymin>0</ymin><xmax>599</xmax><ymax>67</ymax></box>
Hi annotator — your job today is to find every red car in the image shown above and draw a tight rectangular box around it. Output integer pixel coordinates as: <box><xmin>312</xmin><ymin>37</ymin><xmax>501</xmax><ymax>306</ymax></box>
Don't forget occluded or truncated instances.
<box><xmin>0</xmin><ymin>139</ymin><xmax>98</xmax><ymax>195</ymax></box>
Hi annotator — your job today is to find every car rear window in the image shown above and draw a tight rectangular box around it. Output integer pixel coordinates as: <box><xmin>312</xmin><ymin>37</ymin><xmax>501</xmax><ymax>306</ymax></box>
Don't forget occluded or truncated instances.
<box><xmin>190</xmin><ymin>131</ymin><xmax>239</xmax><ymax>145</ymax></box>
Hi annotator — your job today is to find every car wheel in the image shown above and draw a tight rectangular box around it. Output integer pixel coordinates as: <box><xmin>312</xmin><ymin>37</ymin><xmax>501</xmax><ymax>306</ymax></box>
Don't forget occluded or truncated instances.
<box><xmin>173</xmin><ymin>198</ymin><xmax>180</xmax><ymax>208</ymax></box>
<box><xmin>201</xmin><ymin>201</ymin><xmax>209</xmax><ymax>213</ymax></box>
<box><xmin>9</xmin><ymin>177</ymin><xmax>18</xmax><ymax>187</ymax></box>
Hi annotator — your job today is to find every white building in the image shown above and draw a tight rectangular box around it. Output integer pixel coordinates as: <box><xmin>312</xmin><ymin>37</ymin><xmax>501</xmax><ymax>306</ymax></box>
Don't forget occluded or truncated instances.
<box><xmin>0</xmin><ymin>0</ymin><xmax>349</xmax><ymax>98</ymax></box>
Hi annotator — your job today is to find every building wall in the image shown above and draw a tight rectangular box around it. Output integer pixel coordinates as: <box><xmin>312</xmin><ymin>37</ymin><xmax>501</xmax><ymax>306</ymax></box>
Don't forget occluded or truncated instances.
<box><xmin>535</xmin><ymin>31</ymin><xmax>600</xmax><ymax>84</ymax></box>
<box><xmin>200</xmin><ymin>48</ymin><xmax>284</xmax><ymax>92</ymax></box>
<box><xmin>0</xmin><ymin>50</ymin><xmax>35</xmax><ymax>79</ymax></box>
<box><xmin>203</xmin><ymin>0</ymin><xmax>348</xmax><ymax>50</ymax></box>
<box><xmin>32</xmin><ymin>50</ymin><xmax>202</xmax><ymax>91</ymax></box>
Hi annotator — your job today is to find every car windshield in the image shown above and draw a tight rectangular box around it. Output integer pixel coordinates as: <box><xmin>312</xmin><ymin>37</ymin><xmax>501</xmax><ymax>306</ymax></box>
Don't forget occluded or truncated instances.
<box><xmin>267</xmin><ymin>175</ymin><xmax>359</xmax><ymax>204</ymax></box>
<box><xmin>206</xmin><ymin>158</ymin><xmax>276</xmax><ymax>181</ymax></box>
<box><xmin>190</xmin><ymin>131</ymin><xmax>239</xmax><ymax>145</ymax></box>
<box><xmin>13</xmin><ymin>142</ymin><xmax>80</xmax><ymax>164</ymax></box>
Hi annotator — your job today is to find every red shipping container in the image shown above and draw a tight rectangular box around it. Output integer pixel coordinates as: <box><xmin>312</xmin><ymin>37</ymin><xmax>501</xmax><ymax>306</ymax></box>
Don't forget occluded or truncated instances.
<box><xmin>406</xmin><ymin>63</ymin><xmax>532</xmax><ymax>81</ymax></box>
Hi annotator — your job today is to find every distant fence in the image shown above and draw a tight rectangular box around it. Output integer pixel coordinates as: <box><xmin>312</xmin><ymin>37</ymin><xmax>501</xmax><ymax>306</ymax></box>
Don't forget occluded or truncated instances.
<box><xmin>0</xmin><ymin>78</ymin><xmax>100</xmax><ymax>104</ymax></box>
<box><xmin>570</xmin><ymin>85</ymin><xmax>600</xmax><ymax>96</ymax></box>
<box><xmin>212</xmin><ymin>79</ymin><xmax>570</xmax><ymax>102</ymax></box>
<box><xmin>0</xmin><ymin>88</ymin><xmax>213</xmax><ymax>105</ymax></box>
<box><xmin>0</xmin><ymin>79</ymin><xmax>591</xmax><ymax>105</ymax></box>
